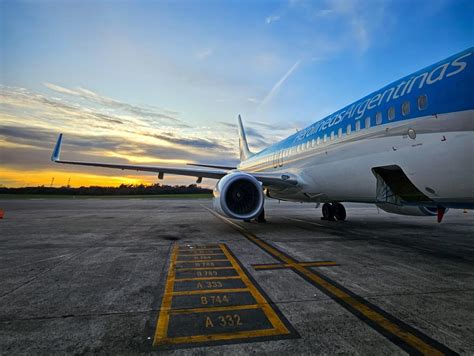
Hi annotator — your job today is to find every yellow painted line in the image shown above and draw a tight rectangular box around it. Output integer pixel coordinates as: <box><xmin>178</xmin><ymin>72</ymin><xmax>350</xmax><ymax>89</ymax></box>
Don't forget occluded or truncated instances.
<box><xmin>174</xmin><ymin>276</ymin><xmax>242</xmax><ymax>282</ymax></box>
<box><xmin>179</xmin><ymin>249</ymin><xmax>223</xmax><ymax>254</ymax></box>
<box><xmin>175</xmin><ymin>259</ymin><xmax>229</xmax><ymax>263</ymax></box>
<box><xmin>176</xmin><ymin>253</ymin><xmax>225</xmax><ymax>257</ymax></box>
<box><xmin>176</xmin><ymin>266</ymin><xmax>236</xmax><ymax>271</ymax></box>
<box><xmin>172</xmin><ymin>288</ymin><xmax>249</xmax><ymax>296</ymax></box>
<box><xmin>219</xmin><ymin>244</ymin><xmax>290</xmax><ymax>336</ymax></box>
<box><xmin>154</xmin><ymin>328</ymin><xmax>284</xmax><ymax>346</ymax></box>
<box><xmin>179</xmin><ymin>246</ymin><xmax>220</xmax><ymax>249</ymax></box>
<box><xmin>213</xmin><ymin>212</ymin><xmax>445</xmax><ymax>356</ymax></box>
<box><xmin>254</xmin><ymin>261</ymin><xmax>338</xmax><ymax>270</ymax></box>
<box><xmin>169</xmin><ymin>304</ymin><xmax>260</xmax><ymax>315</ymax></box>
<box><xmin>154</xmin><ymin>240</ymin><xmax>293</xmax><ymax>347</ymax></box>
<box><xmin>153</xmin><ymin>245</ymin><xmax>179</xmax><ymax>346</ymax></box>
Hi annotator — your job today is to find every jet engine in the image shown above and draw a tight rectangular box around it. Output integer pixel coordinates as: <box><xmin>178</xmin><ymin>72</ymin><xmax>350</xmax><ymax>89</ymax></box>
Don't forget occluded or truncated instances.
<box><xmin>376</xmin><ymin>203</ymin><xmax>446</xmax><ymax>216</ymax></box>
<box><xmin>213</xmin><ymin>172</ymin><xmax>264</xmax><ymax>220</ymax></box>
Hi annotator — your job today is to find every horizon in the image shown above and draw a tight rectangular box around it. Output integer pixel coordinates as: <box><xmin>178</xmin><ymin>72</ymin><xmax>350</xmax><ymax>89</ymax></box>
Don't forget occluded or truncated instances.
<box><xmin>1</xmin><ymin>0</ymin><xmax>473</xmax><ymax>187</ymax></box>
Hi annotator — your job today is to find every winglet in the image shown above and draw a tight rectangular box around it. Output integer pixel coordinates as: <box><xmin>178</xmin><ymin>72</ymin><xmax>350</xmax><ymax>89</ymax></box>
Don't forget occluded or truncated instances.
<box><xmin>237</xmin><ymin>115</ymin><xmax>253</xmax><ymax>162</ymax></box>
<box><xmin>51</xmin><ymin>133</ymin><xmax>63</xmax><ymax>162</ymax></box>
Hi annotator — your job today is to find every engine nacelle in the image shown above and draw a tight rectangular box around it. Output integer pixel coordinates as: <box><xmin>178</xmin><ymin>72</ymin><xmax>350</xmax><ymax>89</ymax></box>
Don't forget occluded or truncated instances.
<box><xmin>376</xmin><ymin>203</ymin><xmax>446</xmax><ymax>216</ymax></box>
<box><xmin>213</xmin><ymin>172</ymin><xmax>264</xmax><ymax>220</ymax></box>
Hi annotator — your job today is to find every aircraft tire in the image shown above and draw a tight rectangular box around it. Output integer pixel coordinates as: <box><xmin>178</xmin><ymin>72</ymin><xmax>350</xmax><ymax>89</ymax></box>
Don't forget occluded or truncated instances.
<box><xmin>322</xmin><ymin>203</ymin><xmax>335</xmax><ymax>221</ymax></box>
<box><xmin>333</xmin><ymin>203</ymin><xmax>347</xmax><ymax>221</ymax></box>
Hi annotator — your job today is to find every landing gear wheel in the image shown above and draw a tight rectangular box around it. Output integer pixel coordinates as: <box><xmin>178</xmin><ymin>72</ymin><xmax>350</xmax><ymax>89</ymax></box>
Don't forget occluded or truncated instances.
<box><xmin>321</xmin><ymin>203</ymin><xmax>335</xmax><ymax>221</ymax></box>
<box><xmin>256</xmin><ymin>208</ymin><xmax>266</xmax><ymax>223</ymax></box>
<box><xmin>333</xmin><ymin>203</ymin><xmax>346</xmax><ymax>221</ymax></box>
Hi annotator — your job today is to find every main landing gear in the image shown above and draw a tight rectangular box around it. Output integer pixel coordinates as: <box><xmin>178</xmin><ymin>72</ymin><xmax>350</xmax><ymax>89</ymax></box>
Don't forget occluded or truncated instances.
<box><xmin>256</xmin><ymin>208</ymin><xmax>266</xmax><ymax>223</ymax></box>
<box><xmin>321</xmin><ymin>203</ymin><xmax>346</xmax><ymax>221</ymax></box>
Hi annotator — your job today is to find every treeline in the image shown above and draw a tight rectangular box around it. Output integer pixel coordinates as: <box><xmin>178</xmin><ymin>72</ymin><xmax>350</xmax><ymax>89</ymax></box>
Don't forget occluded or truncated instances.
<box><xmin>0</xmin><ymin>184</ymin><xmax>212</xmax><ymax>196</ymax></box>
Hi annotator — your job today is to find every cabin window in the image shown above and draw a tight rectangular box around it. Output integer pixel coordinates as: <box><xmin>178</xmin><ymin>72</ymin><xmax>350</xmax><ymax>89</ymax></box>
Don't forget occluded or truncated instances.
<box><xmin>323</xmin><ymin>134</ymin><xmax>327</xmax><ymax>143</ymax></box>
<box><xmin>311</xmin><ymin>139</ymin><xmax>315</xmax><ymax>147</ymax></box>
<box><xmin>388</xmin><ymin>106</ymin><xmax>395</xmax><ymax>121</ymax></box>
<box><xmin>330</xmin><ymin>131</ymin><xmax>335</xmax><ymax>141</ymax></box>
<box><xmin>418</xmin><ymin>95</ymin><xmax>428</xmax><ymax>110</ymax></box>
<box><xmin>346</xmin><ymin>124</ymin><xmax>352</xmax><ymax>135</ymax></box>
<box><xmin>376</xmin><ymin>112</ymin><xmax>382</xmax><ymax>125</ymax></box>
<box><xmin>307</xmin><ymin>141</ymin><xmax>310</xmax><ymax>149</ymax></box>
<box><xmin>355</xmin><ymin>120</ymin><xmax>361</xmax><ymax>132</ymax></box>
<box><xmin>402</xmin><ymin>101</ymin><xmax>410</xmax><ymax>116</ymax></box>
<box><xmin>338</xmin><ymin>128</ymin><xmax>342</xmax><ymax>138</ymax></box>
<box><xmin>317</xmin><ymin>137</ymin><xmax>320</xmax><ymax>145</ymax></box>
<box><xmin>365</xmin><ymin>117</ymin><xmax>371</xmax><ymax>129</ymax></box>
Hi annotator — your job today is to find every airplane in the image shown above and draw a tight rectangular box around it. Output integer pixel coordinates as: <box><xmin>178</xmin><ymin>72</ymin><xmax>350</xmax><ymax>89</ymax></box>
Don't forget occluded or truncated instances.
<box><xmin>51</xmin><ymin>47</ymin><xmax>473</xmax><ymax>223</ymax></box>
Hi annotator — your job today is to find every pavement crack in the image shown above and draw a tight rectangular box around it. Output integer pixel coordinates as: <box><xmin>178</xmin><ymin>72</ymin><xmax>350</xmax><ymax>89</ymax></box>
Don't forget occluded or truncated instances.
<box><xmin>0</xmin><ymin>248</ymin><xmax>91</xmax><ymax>299</ymax></box>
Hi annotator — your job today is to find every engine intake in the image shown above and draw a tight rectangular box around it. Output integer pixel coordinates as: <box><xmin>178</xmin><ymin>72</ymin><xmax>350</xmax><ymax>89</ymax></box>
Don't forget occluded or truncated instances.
<box><xmin>213</xmin><ymin>172</ymin><xmax>264</xmax><ymax>220</ymax></box>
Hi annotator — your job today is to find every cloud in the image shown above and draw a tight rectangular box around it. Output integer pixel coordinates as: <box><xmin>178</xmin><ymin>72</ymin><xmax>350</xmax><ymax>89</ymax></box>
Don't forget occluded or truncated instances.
<box><xmin>258</xmin><ymin>60</ymin><xmax>301</xmax><ymax>109</ymax></box>
<box><xmin>265</xmin><ymin>15</ymin><xmax>281</xmax><ymax>24</ymax></box>
<box><xmin>43</xmin><ymin>82</ymin><xmax>181</xmax><ymax>123</ymax></box>
<box><xmin>0</xmin><ymin>85</ymin><xmax>243</xmax><ymax>187</ymax></box>
<box><xmin>218</xmin><ymin>120</ymin><xmax>292</xmax><ymax>151</ymax></box>
<box><xmin>247</xmin><ymin>97</ymin><xmax>261</xmax><ymax>104</ymax></box>
<box><xmin>196</xmin><ymin>48</ymin><xmax>213</xmax><ymax>60</ymax></box>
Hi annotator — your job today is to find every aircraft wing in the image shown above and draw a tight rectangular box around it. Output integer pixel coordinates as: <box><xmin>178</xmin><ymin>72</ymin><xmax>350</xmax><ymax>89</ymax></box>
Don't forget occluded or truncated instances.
<box><xmin>51</xmin><ymin>134</ymin><xmax>299</xmax><ymax>186</ymax></box>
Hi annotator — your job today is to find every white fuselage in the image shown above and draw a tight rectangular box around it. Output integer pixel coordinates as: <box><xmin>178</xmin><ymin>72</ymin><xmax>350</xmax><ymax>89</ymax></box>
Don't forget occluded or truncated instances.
<box><xmin>239</xmin><ymin>110</ymin><xmax>474</xmax><ymax>207</ymax></box>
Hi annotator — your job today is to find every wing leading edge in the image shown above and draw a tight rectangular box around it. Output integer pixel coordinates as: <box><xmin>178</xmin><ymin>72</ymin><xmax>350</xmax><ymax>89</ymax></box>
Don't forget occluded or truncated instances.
<box><xmin>50</xmin><ymin>134</ymin><xmax>299</xmax><ymax>186</ymax></box>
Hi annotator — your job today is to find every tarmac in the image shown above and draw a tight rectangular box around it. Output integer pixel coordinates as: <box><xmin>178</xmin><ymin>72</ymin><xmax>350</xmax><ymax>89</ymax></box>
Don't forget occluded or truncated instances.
<box><xmin>0</xmin><ymin>198</ymin><xmax>473</xmax><ymax>355</ymax></box>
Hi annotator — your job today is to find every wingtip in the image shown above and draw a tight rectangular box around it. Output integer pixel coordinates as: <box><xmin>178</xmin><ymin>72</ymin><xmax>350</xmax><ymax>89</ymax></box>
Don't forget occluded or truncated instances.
<box><xmin>51</xmin><ymin>133</ymin><xmax>63</xmax><ymax>162</ymax></box>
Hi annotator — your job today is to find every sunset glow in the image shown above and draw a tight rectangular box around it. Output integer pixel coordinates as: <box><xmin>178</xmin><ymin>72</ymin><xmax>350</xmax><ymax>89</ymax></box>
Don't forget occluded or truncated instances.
<box><xmin>1</xmin><ymin>1</ymin><xmax>472</xmax><ymax>187</ymax></box>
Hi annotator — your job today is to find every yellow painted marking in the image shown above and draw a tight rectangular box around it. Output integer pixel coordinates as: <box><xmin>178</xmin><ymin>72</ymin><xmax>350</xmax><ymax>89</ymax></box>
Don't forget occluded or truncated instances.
<box><xmin>213</xmin><ymin>212</ymin><xmax>445</xmax><ymax>356</ymax></box>
<box><xmin>179</xmin><ymin>246</ymin><xmax>220</xmax><ymax>250</ymax></box>
<box><xmin>179</xmin><ymin>249</ymin><xmax>223</xmax><ymax>254</ymax></box>
<box><xmin>154</xmin><ymin>241</ymin><xmax>293</xmax><ymax>347</ymax></box>
<box><xmin>154</xmin><ymin>327</ymin><xmax>284</xmax><ymax>346</ymax></box>
<box><xmin>174</xmin><ymin>276</ymin><xmax>241</xmax><ymax>282</ymax></box>
<box><xmin>169</xmin><ymin>304</ymin><xmax>260</xmax><ymax>315</ymax></box>
<box><xmin>254</xmin><ymin>261</ymin><xmax>338</xmax><ymax>270</ymax></box>
<box><xmin>176</xmin><ymin>259</ymin><xmax>229</xmax><ymax>263</ymax></box>
<box><xmin>219</xmin><ymin>244</ymin><xmax>290</xmax><ymax>336</ymax></box>
<box><xmin>153</xmin><ymin>245</ymin><xmax>178</xmax><ymax>345</ymax></box>
<box><xmin>176</xmin><ymin>266</ymin><xmax>236</xmax><ymax>271</ymax></box>
<box><xmin>176</xmin><ymin>253</ymin><xmax>224</xmax><ymax>257</ymax></box>
<box><xmin>172</xmin><ymin>288</ymin><xmax>249</xmax><ymax>296</ymax></box>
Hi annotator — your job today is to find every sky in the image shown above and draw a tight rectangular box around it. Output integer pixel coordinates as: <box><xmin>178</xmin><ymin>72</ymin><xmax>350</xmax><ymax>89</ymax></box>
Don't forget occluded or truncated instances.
<box><xmin>1</xmin><ymin>0</ymin><xmax>473</xmax><ymax>188</ymax></box>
